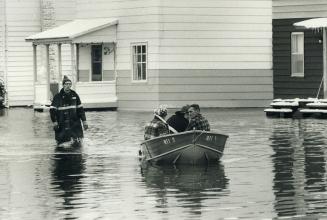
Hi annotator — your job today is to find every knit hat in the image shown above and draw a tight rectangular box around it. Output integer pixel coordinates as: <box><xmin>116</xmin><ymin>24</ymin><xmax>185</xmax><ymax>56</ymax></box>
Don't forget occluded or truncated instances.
<box><xmin>62</xmin><ymin>75</ymin><xmax>72</xmax><ymax>85</ymax></box>
<box><xmin>154</xmin><ymin>105</ymin><xmax>168</xmax><ymax>117</ymax></box>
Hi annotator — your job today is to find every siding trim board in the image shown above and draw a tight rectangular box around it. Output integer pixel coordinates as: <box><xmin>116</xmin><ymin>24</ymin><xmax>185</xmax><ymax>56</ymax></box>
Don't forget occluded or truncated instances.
<box><xmin>273</xmin><ymin>18</ymin><xmax>324</xmax><ymax>99</ymax></box>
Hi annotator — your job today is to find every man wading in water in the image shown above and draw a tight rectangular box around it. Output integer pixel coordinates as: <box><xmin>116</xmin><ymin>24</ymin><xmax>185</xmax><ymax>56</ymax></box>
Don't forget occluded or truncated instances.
<box><xmin>50</xmin><ymin>75</ymin><xmax>88</xmax><ymax>146</ymax></box>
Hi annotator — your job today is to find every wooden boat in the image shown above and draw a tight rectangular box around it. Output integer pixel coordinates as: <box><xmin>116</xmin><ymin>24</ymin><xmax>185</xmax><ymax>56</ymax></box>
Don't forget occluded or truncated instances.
<box><xmin>140</xmin><ymin>130</ymin><xmax>228</xmax><ymax>165</ymax></box>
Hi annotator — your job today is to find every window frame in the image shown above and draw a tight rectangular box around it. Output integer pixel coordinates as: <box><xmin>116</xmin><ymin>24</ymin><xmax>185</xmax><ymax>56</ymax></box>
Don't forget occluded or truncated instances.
<box><xmin>291</xmin><ymin>32</ymin><xmax>304</xmax><ymax>77</ymax></box>
<box><xmin>91</xmin><ymin>44</ymin><xmax>103</xmax><ymax>81</ymax></box>
<box><xmin>131</xmin><ymin>42</ymin><xmax>148</xmax><ymax>82</ymax></box>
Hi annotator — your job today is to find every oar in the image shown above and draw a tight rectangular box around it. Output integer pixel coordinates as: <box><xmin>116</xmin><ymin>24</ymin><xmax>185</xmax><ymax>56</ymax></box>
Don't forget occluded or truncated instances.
<box><xmin>154</xmin><ymin>114</ymin><xmax>178</xmax><ymax>134</ymax></box>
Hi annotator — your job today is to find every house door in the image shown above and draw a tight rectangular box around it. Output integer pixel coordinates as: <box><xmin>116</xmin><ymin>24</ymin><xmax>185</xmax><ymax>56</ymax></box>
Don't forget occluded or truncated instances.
<box><xmin>91</xmin><ymin>45</ymin><xmax>102</xmax><ymax>81</ymax></box>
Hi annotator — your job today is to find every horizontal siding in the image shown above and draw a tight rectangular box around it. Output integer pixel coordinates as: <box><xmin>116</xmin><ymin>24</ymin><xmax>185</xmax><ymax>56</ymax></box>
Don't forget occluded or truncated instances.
<box><xmin>117</xmin><ymin>69</ymin><xmax>272</xmax><ymax>109</ymax></box>
<box><xmin>73</xmin><ymin>26</ymin><xmax>117</xmax><ymax>43</ymax></box>
<box><xmin>4</xmin><ymin>0</ymin><xmax>76</xmax><ymax>106</ymax></box>
<box><xmin>5</xmin><ymin>0</ymin><xmax>40</xmax><ymax>106</ymax></box>
<box><xmin>273</xmin><ymin>0</ymin><xmax>327</xmax><ymax>19</ymax></box>
<box><xmin>273</xmin><ymin>18</ymin><xmax>323</xmax><ymax>99</ymax></box>
<box><xmin>158</xmin><ymin>69</ymin><xmax>272</xmax><ymax>108</ymax></box>
<box><xmin>55</xmin><ymin>0</ymin><xmax>76</xmax><ymax>22</ymax></box>
<box><xmin>76</xmin><ymin>81</ymin><xmax>116</xmax><ymax>103</ymax></box>
<box><xmin>117</xmin><ymin>69</ymin><xmax>159</xmax><ymax>110</ymax></box>
<box><xmin>76</xmin><ymin>0</ymin><xmax>161</xmax><ymax>72</ymax></box>
<box><xmin>75</xmin><ymin>0</ymin><xmax>272</xmax><ymax>71</ymax></box>
<box><xmin>0</xmin><ymin>0</ymin><xmax>4</xmax><ymax>77</ymax></box>
<box><xmin>158</xmin><ymin>0</ymin><xmax>272</xmax><ymax>70</ymax></box>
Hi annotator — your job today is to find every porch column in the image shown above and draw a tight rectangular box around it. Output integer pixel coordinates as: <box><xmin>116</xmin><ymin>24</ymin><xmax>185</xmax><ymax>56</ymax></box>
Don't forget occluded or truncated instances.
<box><xmin>76</xmin><ymin>43</ymin><xmax>79</xmax><ymax>82</ymax></box>
<box><xmin>32</xmin><ymin>44</ymin><xmax>37</xmax><ymax>103</ymax></box>
<box><xmin>45</xmin><ymin>44</ymin><xmax>50</xmax><ymax>103</ymax></box>
<box><xmin>70</xmin><ymin>43</ymin><xmax>77</xmax><ymax>90</ymax></box>
<box><xmin>323</xmin><ymin>28</ymin><xmax>327</xmax><ymax>98</ymax></box>
<box><xmin>114</xmin><ymin>43</ymin><xmax>117</xmax><ymax>81</ymax></box>
<box><xmin>57</xmin><ymin>43</ymin><xmax>62</xmax><ymax>81</ymax></box>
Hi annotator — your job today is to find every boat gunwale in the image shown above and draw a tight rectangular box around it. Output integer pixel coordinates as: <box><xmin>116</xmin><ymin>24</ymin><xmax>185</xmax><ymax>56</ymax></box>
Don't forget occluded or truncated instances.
<box><xmin>146</xmin><ymin>143</ymin><xmax>224</xmax><ymax>162</ymax></box>
<box><xmin>140</xmin><ymin>130</ymin><xmax>228</xmax><ymax>145</ymax></box>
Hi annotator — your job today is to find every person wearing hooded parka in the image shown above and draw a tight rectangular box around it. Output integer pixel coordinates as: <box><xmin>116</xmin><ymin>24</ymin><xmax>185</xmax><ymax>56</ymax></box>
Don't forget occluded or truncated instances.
<box><xmin>50</xmin><ymin>75</ymin><xmax>88</xmax><ymax>145</ymax></box>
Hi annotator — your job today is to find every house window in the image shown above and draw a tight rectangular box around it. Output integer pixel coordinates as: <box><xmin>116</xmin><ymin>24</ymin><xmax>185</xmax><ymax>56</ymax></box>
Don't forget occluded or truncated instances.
<box><xmin>92</xmin><ymin>45</ymin><xmax>102</xmax><ymax>81</ymax></box>
<box><xmin>291</xmin><ymin>32</ymin><xmax>304</xmax><ymax>77</ymax></box>
<box><xmin>132</xmin><ymin>43</ymin><xmax>147</xmax><ymax>81</ymax></box>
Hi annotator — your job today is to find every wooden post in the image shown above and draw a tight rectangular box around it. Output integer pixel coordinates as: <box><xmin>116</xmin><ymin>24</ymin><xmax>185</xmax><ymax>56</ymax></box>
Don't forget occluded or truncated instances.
<box><xmin>70</xmin><ymin>43</ymin><xmax>76</xmax><ymax>90</ymax></box>
<box><xmin>76</xmin><ymin>43</ymin><xmax>79</xmax><ymax>82</ymax></box>
<box><xmin>33</xmin><ymin>44</ymin><xmax>37</xmax><ymax>104</ymax></box>
<box><xmin>45</xmin><ymin>44</ymin><xmax>50</xmax><ymax>103</ymax></box>
<box><xmin>57</xmin><ymin>43</ymin><xmax>62</xmax><ymax>82</ymax></box>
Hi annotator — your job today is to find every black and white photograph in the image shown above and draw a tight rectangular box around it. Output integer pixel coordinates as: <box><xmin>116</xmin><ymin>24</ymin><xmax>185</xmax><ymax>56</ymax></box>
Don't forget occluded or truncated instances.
<box><xmin>1</xmin><ymin>0</ymin><xmax>327</xmax><ymax>219</ymax></box>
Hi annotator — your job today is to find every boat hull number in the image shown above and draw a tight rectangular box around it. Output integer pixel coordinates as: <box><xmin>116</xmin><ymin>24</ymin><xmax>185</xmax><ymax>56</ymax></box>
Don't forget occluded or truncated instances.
<box><xmin>163</xmin><ymin>137</ymin><xmax>176</xmax><ymax>145</ymax></box>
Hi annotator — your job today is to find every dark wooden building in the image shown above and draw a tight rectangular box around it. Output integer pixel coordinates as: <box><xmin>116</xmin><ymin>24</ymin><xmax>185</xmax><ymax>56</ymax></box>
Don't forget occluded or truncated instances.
<box><xmin>272</xmin><ymin>1</ymin><xmax>327</xmax><ymax>99</ymax></box>
<box><xmin>273</xmin><ymin>18</ymin><xmax>323</xmax><ymax>99</ymax></box>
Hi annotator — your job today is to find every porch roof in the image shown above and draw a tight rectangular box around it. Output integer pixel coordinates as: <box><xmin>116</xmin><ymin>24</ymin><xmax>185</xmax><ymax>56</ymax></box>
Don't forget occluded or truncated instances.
<box><xmin>25</xmin><ymin>18</ymin><xmax>118</xmax><ymax>44</ymax></box>
<box><xmin>294</xmin><ymin>18</ymin><xmax>327</xmax><ymax>29</ymax></box>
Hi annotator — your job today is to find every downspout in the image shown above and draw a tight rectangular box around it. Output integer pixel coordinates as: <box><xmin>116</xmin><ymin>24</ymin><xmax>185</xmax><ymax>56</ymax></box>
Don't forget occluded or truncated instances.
<box><xmin>114</xmin><ymin>23</ymin><xmax>118</xmax><ymax>105</ymax></box>
<box><xmin>2</xmin><ymin>0</ymin><xmax>8</xmax><ymax>107</ymax></box>
<box><xmin>114</xmin><ymin>42</ymin><xmax>117</xmax><ymax>102</ymax></box>
<box><xmin>323</xmin><ymin>28</ymin><xmax>327</xmax><ymax>98</ymax></box>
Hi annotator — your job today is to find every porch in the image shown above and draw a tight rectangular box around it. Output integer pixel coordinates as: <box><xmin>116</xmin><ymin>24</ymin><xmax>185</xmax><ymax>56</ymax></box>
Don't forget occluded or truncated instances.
<box><xmin>25</xmin><ymin>18</ymin><xmax>119</xmax><ymax>110</ymax></box>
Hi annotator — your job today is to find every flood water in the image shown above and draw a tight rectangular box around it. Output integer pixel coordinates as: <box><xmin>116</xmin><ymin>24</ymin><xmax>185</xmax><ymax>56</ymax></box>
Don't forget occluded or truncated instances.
<box><xmin>1</xmin><ymin>108</ymin><xmax>327</xmax><ymax>219</ymax></box>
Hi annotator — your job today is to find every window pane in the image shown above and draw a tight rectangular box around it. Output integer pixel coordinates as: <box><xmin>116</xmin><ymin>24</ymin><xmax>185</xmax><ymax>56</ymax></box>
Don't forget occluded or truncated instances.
<box><xmin>291</xmin><ymin>32</ymin><xmax>304</xmax><ymax>76</ymax></box>
<box><xmin>291</xmin><ymin>35</ymin><xmax>298</xmax><ymax>53</ymax></box>
<box><xmin>137</xmin><ymin>54</ymin><xmax>142</xmax><ymax>62</ymax></box>
<box><xmin>137</xmin><ymin>46</ymin><xmax>141</xmax><ymax>54</ymax></box>
<box><xmin>133</xmin><ymin>63</ymin><xmax>137</xmax><ymax>80</ymax></box>
<box><xmin>92</xmin><ymin>45</ymin><xmax>102</xmax><ymax>81</ymax></box>
<box><xmin>142</xmin><ymin>63</ymin><xmax>146</xmax><ymax>80</ymax></box>
<box><xmin>137</xmin><ymin>63</ymin><xmax>142</xmax><ymax>80</ymax></box>
<box><xmin>292</xmin><ymin>54</ymin><xmax>304</xmax><ymax>73</ymax></box>
<box><xmin>142</xmin><ymin>45</ymin><xmax>146</xmax><ymax>53</ymax></box>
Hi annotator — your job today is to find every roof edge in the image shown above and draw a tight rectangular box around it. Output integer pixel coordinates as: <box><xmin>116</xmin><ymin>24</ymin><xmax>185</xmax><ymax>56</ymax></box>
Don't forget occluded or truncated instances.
<box><xmin>70</xmin><ymin>19</ymin><xmax>118</xmax><ymax>39</ymax></box>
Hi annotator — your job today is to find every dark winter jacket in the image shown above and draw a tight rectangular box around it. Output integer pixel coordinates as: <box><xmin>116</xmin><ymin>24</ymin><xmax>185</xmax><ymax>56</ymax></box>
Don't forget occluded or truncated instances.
<box><xmin>167</xmin><ymin>113</ymin><xmax>189</xmax><ymax>132</ymax></box>
<box><xmin>50</xmin><ymin>89</ymin><xmax>86</xmax><ymax>144</ymax></box>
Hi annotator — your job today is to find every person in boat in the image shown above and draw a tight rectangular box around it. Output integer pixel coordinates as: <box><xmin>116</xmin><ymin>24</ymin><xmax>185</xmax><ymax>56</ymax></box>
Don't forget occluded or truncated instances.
<box><xmin>144</xmin><ymin>106</ymin><xmax>170</xmax><ymax>140</ymax></box>
<box><xmin>186</xmin><ymin>104</ymin><xmax>210</xmax><ymax>131</ymax></box>
<box><xmin>166</xmin><ymin>105</ymin><xmax>190</xmax><ymax>132</ymax></box>
<box><xmin>50</xmin><ymin>75</ymin><xmax>88</xmax><ymax>145</ymax></box>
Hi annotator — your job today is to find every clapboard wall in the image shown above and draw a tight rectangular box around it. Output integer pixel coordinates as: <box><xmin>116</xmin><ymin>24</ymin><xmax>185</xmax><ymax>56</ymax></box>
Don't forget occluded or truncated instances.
<box><xmin>76</xmin><ymin>0</ymin><xmax>162</xmax><ymax>109</ymax></box>
<box><xmin>273</xmin><ymin>0</ymin><xmax>327</xmax><ymax>19</ymax></box>
<box><xmin>5</xmin><ymin>0</ymin><xmax>40</xmax><ymax>106</ymax></box>
<box><xmin>272</xmin><ymin>0</ymin><xmax>327</xmax><ymax>99</ymax></box>
<box><xmin>157</xmin><ymin>0</ymin><xmax>273</xmax><ymax>108</ymax></box>
<box><xmin>0</xmin><ymin>0</ymin><xmax>4</xmax><ymax>79</ymax></box>
<box><xmin>273</xmin><ymin>18</ymin><xmax>323</xmax><ymax>99</ymax></box>
<box><xmin>0</xmin><ymin>0</ymin><xmax>76</xmax><ymax>106</ymax></box>
<box><xmin>76</xmin><ymin>0</ymin><xmax>273</xmax><ymax>110</ymax></box>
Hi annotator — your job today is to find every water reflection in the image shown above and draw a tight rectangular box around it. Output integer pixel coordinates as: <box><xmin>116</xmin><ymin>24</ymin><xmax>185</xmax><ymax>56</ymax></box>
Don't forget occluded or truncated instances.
<box><xmin>0</xmin><ymin>108</ymin><xmax>6</xmax><ymax>116</ymax></box>
<box><xmin>270</xmin><ymin>120</ymin><xmax>327</xmax><ymax>217</ymax></box>
<box><xmin>51</xmin><ymin>147</ymin><xmax>85</xmax><ymax>217</ymax></box>
<box><xmin>141</xmin><ymin>163</ymin><xmax>229</xmax><ymax>216</ymax></box>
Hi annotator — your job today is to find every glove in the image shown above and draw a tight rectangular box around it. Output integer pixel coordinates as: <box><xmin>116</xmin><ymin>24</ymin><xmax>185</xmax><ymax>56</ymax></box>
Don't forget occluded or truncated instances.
<box><xmin>82</xmin><ymin>121</ymin><xmax>88</xmax><ymax>130</ymax></box>
<box><xmin>53</xmin><ymin>122</ymin><xmax>59</xmax><ymax>131</ymax></box>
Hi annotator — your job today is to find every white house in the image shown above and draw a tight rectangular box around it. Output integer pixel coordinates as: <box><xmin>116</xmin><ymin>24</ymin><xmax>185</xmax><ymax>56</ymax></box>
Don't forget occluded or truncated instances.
<box><xmin>2</xmin><ymin>0</ymin><xmax>273</xmax><ymax>110</ymax></box>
